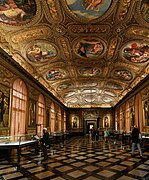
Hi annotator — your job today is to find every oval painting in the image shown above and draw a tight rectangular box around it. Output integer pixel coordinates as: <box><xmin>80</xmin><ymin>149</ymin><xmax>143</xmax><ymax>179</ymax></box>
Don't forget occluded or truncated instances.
<box><xmin>141</xmin><ymin>0</ymin><xmax>149</xmax><ymax>23</ymax></box>
<box><xmin>113</xmin><ymin>69</ymin><xmax>132</xmax><ymax>81</ymax></box>
<box><xmin>79</xmin><ymin>67</ymin><xmax>100</xmax><ymax>76</ymax></box>
<box><xmin>0</xmin><ymin>0</ymin><xmax>36</xmax><ymax>25</ymax></box>
<box><xmin>27</xmin><ymin>42</ymin><xmax>57</xmax><ymax>62</ymax></box>
<box><xmin>105</xmin><ymin>81</ymin><xmax>123</xmax><ymax>90</ymax></box>
<box><xmin>66</xmin><ymin>0</ymin><xmax>112</xmax><ymax>20</ymax></box>
<box><xmin>45</xmin><ymin>68</ymin><xmax>66</xmax><ymax>81</ymax></box>
<box><xmin>75</xmin><ymin>38</ymin><xmax>105</xmax><ymax>58</ymax></box>
<box><xmin>64</xmin><ymin>91</ymin><xmax>76</xmax><ymax>98</ymax></box>
<box><xmin>83</xmin><ymin>81</ymin><xmax>98</xmax><ymax>87</ymax></box>
<box><xmin>122</xmin><ymin>41</ymin><xmax>149</xmax><ymax>63</ymax></box>
<box><xmin>57</xmin><ymin>82</ymin><xmax>72</xmax><ymax>91</ymax></box>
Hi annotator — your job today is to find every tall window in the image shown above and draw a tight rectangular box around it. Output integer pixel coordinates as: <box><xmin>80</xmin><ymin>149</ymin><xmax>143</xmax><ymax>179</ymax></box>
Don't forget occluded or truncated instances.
<box><xmin>50</xmin><ymin>102</ymin><xmax>55</xmax><ymax>133</ymax></box>
<box><xmin>125</xmin><ymin>101</ymin><xmax>130</xmax><ymax>133</ymax></box>
<box><xmin>11</xmin><ymin>79</ymin><xmax>27</xmax><ymax>136</ymax></box>
<box><xmin>120</xmin><ymin>107</ymin><xmax>123</xmax><ymax>131</ymax></box>
<box><xmin>58</xmin><ymin>107</ymin><xmax>62</xmax><ymax>131</ymax></box>
<box><xmin>64</xmin><ymin>111</ymin><xmax>66</xmax><ymax>132</ymax></box>
<box><xmin>115</xmin><ymin>110</ymin><xmax>118</xmax><ymax>131</ymax></box>
<box><xmin>37</xmin><ymin>94</ymin><xmax>45</xmax><ymax>137</ymax></box>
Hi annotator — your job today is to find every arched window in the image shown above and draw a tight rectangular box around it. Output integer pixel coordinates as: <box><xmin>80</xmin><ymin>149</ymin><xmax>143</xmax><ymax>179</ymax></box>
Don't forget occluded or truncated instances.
<box><xmin>58</xmin><ymin>107</ymin><xmax>62</xmax><ymax>131</ymax></box>
<box><xmin>11</xmin><ymin>79</ymin><xmax>27</xmax><ymax>136</ymax></box>
<box><xmin>120</xmin><ymin>107</ymin><xmax>123</xmax><ymax>131</ymax></box>
<box><xmin>37</xmin><ymin>94</ymin><xmax>45</xmax><ymax>137</ymax></box>
<box><xmin>115</xmin><ymin>110</ymin><xmax>118</xmax><ymax>131</ymax></box>
<box><xmin>50</xmin><ymin>102</ymin><xmax>55</xmax><ymax>133</ymax></box>
<box><xmin>125</xmin><ymin>101</ymin><xmax>130</xmax><ymax>133</ymax></box>
<box><xmin>64</xmin><ymin>111</ymin><xmax>66</xmax><ymax>132</ymax></box>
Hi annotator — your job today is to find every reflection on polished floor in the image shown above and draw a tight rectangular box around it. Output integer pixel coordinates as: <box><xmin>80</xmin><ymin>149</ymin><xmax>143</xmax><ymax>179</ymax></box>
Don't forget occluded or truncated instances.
<box><xmin>0</xmin><ymin>136</ymin><xmax>149</xmax><ymax>180</ymax></box>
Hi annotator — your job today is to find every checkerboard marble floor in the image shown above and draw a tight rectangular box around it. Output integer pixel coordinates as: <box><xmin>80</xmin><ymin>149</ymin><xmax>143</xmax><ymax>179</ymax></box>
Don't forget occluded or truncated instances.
<box><xmin>0</xmin><ymin>136</ymin><xmax>149</xmax><ymax>180</ymax></box>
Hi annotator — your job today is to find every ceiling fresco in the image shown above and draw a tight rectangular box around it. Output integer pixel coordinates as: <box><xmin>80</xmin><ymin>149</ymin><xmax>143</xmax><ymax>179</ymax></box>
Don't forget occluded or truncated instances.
<box><xmin>0</xmin><ymin>0</ymin><xmax>149</xmax><ymax>108</ymax></box>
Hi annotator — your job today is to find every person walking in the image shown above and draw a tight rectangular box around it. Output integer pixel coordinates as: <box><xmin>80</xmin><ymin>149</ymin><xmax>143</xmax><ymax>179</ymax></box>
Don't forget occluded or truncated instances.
<box><xmin>104</xmin><ymin>128</ymin><xmax>109</xmax><ymax>143</ymax></box>
<box><xmin>95</xmin><ymin>128</ymin><xmax>99</xmax><ymax>142</ymax></box>
<box><xmin>91</xmin><ymin>127</ymin><xmax>95</xmax><ymax>142</ymax></box>
<box><xmin>131</xmin><ymin>125</ymin><xmax>143</xmax><ymax>158</ymax></box>
<box><xmin>40</xmin><ymin>128</ymin><xmax>50</xmax><ymax>160</ymax></box>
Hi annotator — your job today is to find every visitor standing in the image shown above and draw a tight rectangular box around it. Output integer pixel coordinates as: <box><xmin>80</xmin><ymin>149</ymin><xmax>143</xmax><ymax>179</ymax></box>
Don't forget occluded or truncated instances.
<box><xmin>131</xmin><ymin>125</ymin><xmax>142</xmax><ymax>158</ymax></box>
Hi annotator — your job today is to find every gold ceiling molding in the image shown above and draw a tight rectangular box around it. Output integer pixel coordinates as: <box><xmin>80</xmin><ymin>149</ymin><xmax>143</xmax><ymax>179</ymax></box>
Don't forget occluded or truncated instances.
<box><xmin>107</xmin><ymin>37</ymin><xmax>119</xmax><ymax>60</ymax></box>
<box><xmin>0</xmin><ymin>0</ymin><xmax>148</xmax><ymax>108</ymax></box>
<box><xmin>11</xmin><ymin>27</ymin><xmax>52</xmax><ymax>43</ymax></box>
<box><xmin>43</xmin><ymin>0</ymin><xmax>61</xmax><ymax>22</ymax></box>
<box><xmin>12</xmin><ymin>54</ymin><xmax>34</xmax><ymax>74</ymax></box>
<box><xmin>57</xmin><ymin>37</ymin><xmax>71</xmax><ymax>60</ymax></box>
<box><xmin>68</xmin><ymin>25</ymin><xmax>110</xmax><ymax>35</ymax></box>
<box><xmin>130</xmin><ymin>76</ymin><xmax>141</xmax><ymax>89</ymax></box>
<box><xmin>141</xmin><ymin>86</ymin><xmax>149</xmax><ymax>100</ymax></box>
<box><xmin>135</xmin><ymin>0</ymin><xmax>149</xmax><ymax>27</ymax></box>
<box><xmin>116</xmin><ymin>62</ymin><xmax>140</xmax><ymax>73</ymax></box>
<box><xmin>0</xmin><ymin>65</ymin><xmax>14</xmax><ymax>86</ymax></box>
<box><xmin>145</xmin><ymin>65</ymin><xmax>149</xmax><ymax>74</ymax></box>
<box><xmin>116</xmin><ymin>0</ymin><xmax>134</xmax><ymax>21</ymax></box>
<box><xmin>37</xmin><ymin>61</ymin><xmax>66</xmax><ymax>73</ymax></box>
<box><xmin>126</xmin><ymin>26</ymin><xmax>149</xmax><ymax>39</ymax></box>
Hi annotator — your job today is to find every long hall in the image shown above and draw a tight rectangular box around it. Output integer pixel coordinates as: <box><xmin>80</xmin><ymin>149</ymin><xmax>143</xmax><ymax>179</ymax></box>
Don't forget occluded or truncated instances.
<box><xmin>0</xmin><ymin>136</ymin><xmax>149</xmax><ymax>180</ymax></box>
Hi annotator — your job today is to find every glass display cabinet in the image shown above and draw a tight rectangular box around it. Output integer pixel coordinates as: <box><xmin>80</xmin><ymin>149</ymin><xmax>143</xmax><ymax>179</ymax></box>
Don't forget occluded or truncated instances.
<box><xmin>0</xmin><ymin>134</ymin><xmax>39</xmax><ymax>166</ymax></box>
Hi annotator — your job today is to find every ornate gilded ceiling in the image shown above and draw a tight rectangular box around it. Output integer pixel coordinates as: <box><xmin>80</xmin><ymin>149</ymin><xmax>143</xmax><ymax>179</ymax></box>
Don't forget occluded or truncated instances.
<box><xmin>0</xmin><ymin>0</ymin><xmax>149</xmax><ymax>108</ymax></box>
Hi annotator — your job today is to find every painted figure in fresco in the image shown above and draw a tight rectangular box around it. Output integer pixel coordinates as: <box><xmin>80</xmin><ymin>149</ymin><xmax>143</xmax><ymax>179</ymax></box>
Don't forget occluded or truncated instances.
<box><xmin>27</xmin><ymin>43</ymin><xmax>56</xmax><ymax>62</ymax></box>
<box><xmin>123</xmin><ymin>42</ymin><xmax>149</xmax><ymax>63</ymax></box>
<box><xmin>106</xmin><ymin>82</ymin><xmax>123</xmax><ymax>90</ymax></box>
<box><xmin>28</xmin><ymin>45</ymin><xmax>42</xmax><ymax>61</ymax></box>
<box><xmin>144</xmin><ymin>100</ymin><xmax>149</xmax><ymax>125</ymax></box>
<box><xmin>79</xmin><ymin>67</ymin><xmax>100</xmax><ymax>76</ymax></box>
<box><xmin>83</xmin><ymin>0</ymin><xmax>104</xmax><ymax>11</ymax></box>
<box><xmin>130</xmin><ymin>107</ymin><xmax>135</xmax><ymax>126</ymax></box>
<box><xmin>29</xmin><ymin>102</ymin><xmax>35</xmax><ymax>125</ymax></box>
<box><xmin>3</xmin><ymin>97</ymin><xmax>9</xmax><ymax>127</ymax></box>
<box><xmin>77</xmin><ymin>41</ymin><xmax>103</xmax><ymax>58</ymax></box>
<box><xmin>73</xmin><ymin>117</ymin><xmax>77</xmax><ymax>128</ymax></box>
<box><xmin>0</xmin><ymin>0</ymin><xmax>36</xmax><ymax>24</ymax></box>
<box><xmin>104</xmin><ymin>116</ymin><xmax>109</xmax><ymax>128</ymax></box>
<box><xmin>46</xmin><ymin>69</ymin><xmax>65</xmax><ymax>81</ymax></box>
<box><xmin>0</xmin><ymin>91</ymin><xmax>5</xmax><ymax>124</ymax></box>
<box><xmin>114</xmin><ymin>70</ymin><xmax>132</xmax><ymax>81</ymax></box>
<box><xmin>66</xmin><ymin>0</ymin><xmax>112</xmax><ymax>20</ymax></box>
<box><xmin>57</xmin><ymin>83</ymin><xmax>71</xmax><ymax>91</ymax></box>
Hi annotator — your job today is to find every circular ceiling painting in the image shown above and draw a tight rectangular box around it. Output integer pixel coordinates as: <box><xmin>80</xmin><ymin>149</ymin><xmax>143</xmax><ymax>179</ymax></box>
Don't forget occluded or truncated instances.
<box><xmin>0</xmin><ymin>0</ymin><xmax>36</xmax><ymax>24</ymax></box>
<box><xmin>27</xmin><ymin>42</ymin><xmax>57</xmax><ymax>62</ymax></box>
<box><xmin>45</xmin><ymin>68</ymin><xmax>66</xmax><ymax>81</ymax></box>
<box><xmin>122</xmin><ymin>41</ymin><xmax>149</xmax><ymax>63</ymax></box>
<box><xmin>141</xmin><ymin>0</ymin><xmax>149</xmax><ymax>23</ymax></box>
<box><xmin>79</xmin><ymin>67</ymin><xmax>100</xmax><ymax>76</ymax></box>
<box><xmin>75</xmin><ymin>38</ymin><xmax>105</xmax><ymax>58</ymax></box>
<box><xmin>65</xmin><ymin>0</ymin><xmax>112</xmax><ymax>20</ymax></box>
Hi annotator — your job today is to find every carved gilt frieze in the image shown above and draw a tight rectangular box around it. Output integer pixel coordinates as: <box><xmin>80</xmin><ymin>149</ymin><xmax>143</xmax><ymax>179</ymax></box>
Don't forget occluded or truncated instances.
<box><xmin>117</xmin><ymin>0</ymin><xmax>133</xmax><ymax>21</ymax></box>
<box><xmin>0</xmin><ymin>65</ymin><xmax>14</xmax><ymax>86</ymax></box>
<box><xmin>69</xmin><ymin>25</ymin><xmax>110</xmax><ymax>35</ymax></box>
<box><xmin>127</xmin><ymin>26</ymin><xmax>149</xmax><ymax>39</ymax></box>
<box><xmin>11</xmin><ymin>27</ymin><xmax>52</xmax><ymax>43</ymax></box>
<box><xmin>107</xmin><ymin>38</ymin><xmax>119</xmax><ymax>60</ymax></box>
